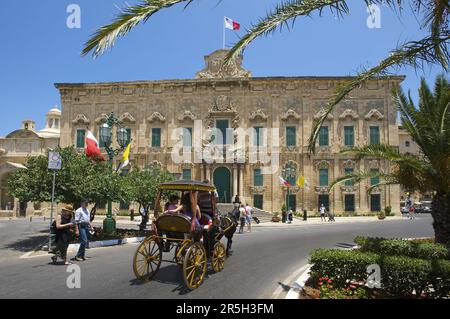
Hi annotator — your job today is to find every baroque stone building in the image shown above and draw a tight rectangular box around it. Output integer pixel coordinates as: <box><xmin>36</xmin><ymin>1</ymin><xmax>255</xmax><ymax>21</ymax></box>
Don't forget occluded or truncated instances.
<box><xmin>0</xmin><ymin>108</ymin><xmax>61</xmax><ymax>217</ymax></box>
<box><xmin>56</xmin><ymin>50</ymin><xmax>405</xmax><ymax>214</ymax></box>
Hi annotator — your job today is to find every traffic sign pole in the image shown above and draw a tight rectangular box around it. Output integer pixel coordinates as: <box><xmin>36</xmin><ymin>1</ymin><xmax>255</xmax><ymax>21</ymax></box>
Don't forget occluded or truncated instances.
<box><xmin>48</xmin><ymin>151</ymin><xmax>62</xmax><ymax>252</ymax></box>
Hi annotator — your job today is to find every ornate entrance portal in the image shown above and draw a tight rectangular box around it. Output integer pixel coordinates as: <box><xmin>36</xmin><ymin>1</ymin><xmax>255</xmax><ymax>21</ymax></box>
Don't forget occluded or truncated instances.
<box><xmin>213</xmin><ymin>167</ymin><xmax>232</xmax><ymax>203</ymax></box>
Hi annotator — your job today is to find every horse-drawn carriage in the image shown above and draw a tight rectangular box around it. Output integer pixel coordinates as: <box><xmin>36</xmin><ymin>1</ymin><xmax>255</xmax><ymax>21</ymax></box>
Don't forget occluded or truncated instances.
<box><xmin>132</xmin><ymin>181</ymin><xmax>237</xmax><ymax>290</ymax></box>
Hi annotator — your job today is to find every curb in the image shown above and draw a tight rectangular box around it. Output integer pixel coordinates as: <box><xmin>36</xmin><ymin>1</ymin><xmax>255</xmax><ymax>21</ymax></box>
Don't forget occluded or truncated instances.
<box><xmin>285</xmin><ymin>265</ymin><xmax>312</xmax><ymax>299</ymax></box>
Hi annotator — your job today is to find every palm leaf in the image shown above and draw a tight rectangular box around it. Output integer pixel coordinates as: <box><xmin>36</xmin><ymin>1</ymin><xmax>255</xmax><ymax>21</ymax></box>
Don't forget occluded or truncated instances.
<box><xmin>82</xmin><ymin>0</ymin><xmax>194</xmax><ymax>58</ymax></box>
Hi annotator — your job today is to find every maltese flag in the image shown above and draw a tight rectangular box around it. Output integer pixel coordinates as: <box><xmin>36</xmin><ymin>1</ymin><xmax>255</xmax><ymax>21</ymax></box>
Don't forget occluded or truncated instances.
<box><xmin>85</xmin><ymin>130</ymin><xmax>105</xmax><ymax>161</ymax></box>
<box><xmin>224</xmin><ymin>17</ymin><xmax>240</xmax><ymax>30</ymax></box>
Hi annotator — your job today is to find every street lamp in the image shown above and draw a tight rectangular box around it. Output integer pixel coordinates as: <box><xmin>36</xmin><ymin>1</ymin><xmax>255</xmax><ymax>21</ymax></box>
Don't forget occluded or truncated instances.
<box><xmin>283</xmin><ymin>164</ymin><xmax>296</xmax><ymax>212</ymax></box>
<box><xmin>100</xmin><ymin>113</ymin><xmax>130</xmax><ymax>235</ymax></box>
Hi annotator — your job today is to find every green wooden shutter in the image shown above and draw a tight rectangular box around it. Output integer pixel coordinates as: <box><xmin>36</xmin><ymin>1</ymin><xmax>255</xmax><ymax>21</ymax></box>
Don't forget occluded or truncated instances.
<box><xmin>286</xmin><ymin>126</ymin><xmax>296</xmax><ymax>147</ymax></box>
<box><xmin>319</xmin><ymin>126</ymin><xmax>329</xmax><ymax>146</ymax></box>
<box><xmin>152</xmin><ymin>128</ymin><xmax>161</xmax><ymax>147</ymax></box>
<box><xmin>370</xmin><ymin>169</ymin><xmax>380</xmax><ymax>186</ymax></box>
<box><xmin>344</xmin><ymin>194</ymin><xmax>355</xmax><ymax>212</ymax></box>
<box><xmin>344</xmin><ymin>168</ymin><xmax>354</xmax><ymax>186</ymax></box>
<box><xmin>253</xmin><ymin>169</ymin><xmax>263</xmax><ymax>186</ymax></box>
<box><xmin>253</xmin><ymin>195</ymin><xmax>263</xmax><ymax>209</ymax></box>
<box><xmin>344</xmin><ymin>126</ymin><xmax>354</xmax><ymax>146</ymax></box>
<box><xmin>182</xmin><ymin>169</ymin><xmax>192</xmax><ymax>180</ymax></box>
<box><xmin>183</xmin><ymin>128</ymin><xmax>192</xmax><ymax>147</ymax></box>
<box><xmin>370</xmin><ymin>126</ymin><xmax>380</xmax><ymax>145</ymax></box>
<box><xmin>319</xmin><ymin>169</ymin><xmax>329</xmax><ymax>186</ymax></box>
<box><xmin>76</xmin><ymin>129</ymin><xmax>85</xmax><ymax>148</ymax></box>
<box><xmin>370</xmin><ymin>194</ymin><xmax>381</xmax><ymax>212</ymax></box>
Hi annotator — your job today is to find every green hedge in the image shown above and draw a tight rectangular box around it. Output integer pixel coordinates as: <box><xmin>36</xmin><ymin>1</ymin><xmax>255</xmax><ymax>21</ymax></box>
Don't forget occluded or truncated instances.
<box><xmin>354</xmin><ymin>236</ymin><xmax>449</xmax><ymax>260</ymax></box>
<box><xmin>309</xmin><ymin>248</ymin><xmax>450</xmax><ymax>298</ymax></box>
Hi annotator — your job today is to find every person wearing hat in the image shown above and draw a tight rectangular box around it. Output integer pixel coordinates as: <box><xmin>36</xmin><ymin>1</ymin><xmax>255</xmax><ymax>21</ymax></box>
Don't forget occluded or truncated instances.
<box><xmin>73</xmin><ymin>199</ymin><xmax>93</xmax><ymax>261</ymax></box>
<box><xmin>51</xmin><ymin>205</ymin><xmax>77</xmax><ymax>265</ymax></box>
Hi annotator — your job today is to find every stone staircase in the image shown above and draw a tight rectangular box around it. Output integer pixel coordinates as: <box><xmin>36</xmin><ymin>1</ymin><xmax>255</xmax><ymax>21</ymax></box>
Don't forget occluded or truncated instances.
<box><xmin>216</xmin><ymin>203</ymin><xmax>273</xmax><ymax>223</ymax></box>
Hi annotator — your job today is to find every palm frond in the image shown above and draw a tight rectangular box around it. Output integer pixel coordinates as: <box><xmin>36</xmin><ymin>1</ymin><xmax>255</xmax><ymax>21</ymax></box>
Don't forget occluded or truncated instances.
<box><xmin>329</xmin><ymin>169</ymin><xmax>393</xmax><ymax>191</ymax></box>
<box><xmin>307</xmin><ymin>32</ymin><xmax>450</xmax><ymax>153</ymax></box>
<box><xmin>82</xmin><ymin>0</ymin><xmax>194</xmax><ymax>58</ymax></box>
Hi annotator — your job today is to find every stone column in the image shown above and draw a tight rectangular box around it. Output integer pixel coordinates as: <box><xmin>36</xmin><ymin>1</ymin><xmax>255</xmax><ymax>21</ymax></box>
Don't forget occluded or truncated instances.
<box><xmin>239</xmin><ymin>165</ymin><xmax>244</xmax><ymax>203</ymax></box>
<box><xmin>206</xmin><ymin>166</ymin><xmax>211</xmax><ymax>183</ymax></box>
<box><xmin>233</xmin><ymin>165</ymin><xmax>238</xmax><ymax>198</ymax></box>
<box><xmin>26</xmin><ymin>201</ymin><xmax>34</xmax><ymax>217</ymax></box>
<box><xmin>200</xmin><ymin>164</ymin><xmax>204</xmax><ymax>181</ymax></box>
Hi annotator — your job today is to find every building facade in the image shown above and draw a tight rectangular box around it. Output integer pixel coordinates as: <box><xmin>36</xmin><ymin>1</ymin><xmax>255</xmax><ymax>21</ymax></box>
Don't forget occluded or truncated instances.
<box><xmin>0</xmin><ymin>108</ymin><xmax>61</xmax><ymax>217</ymax></box>
<box><xmin>56</xmin><ymin>50</ymin><xmax>404</xmax><ymax>214</ymax></box>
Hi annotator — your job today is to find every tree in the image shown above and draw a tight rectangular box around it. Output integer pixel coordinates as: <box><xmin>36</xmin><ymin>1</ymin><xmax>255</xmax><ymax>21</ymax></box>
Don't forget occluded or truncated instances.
<box><xmin>7</xmin><ymin>147</ymin><xmax>127</xmax><ymax>211</ymax></box>
<box><xmin>81</xmin><ymin>1</ymin><xmax>448</xmax><ymax>151</ymax></box>
<box><xmin>123</xmin><ymin>166</ymin><xmax>175</xmax><ymax>228</ymax></box>
<box><xmin>329</xmin><ymin>74</ymin><xmax>450</xmax><ymax>244</ymax></box>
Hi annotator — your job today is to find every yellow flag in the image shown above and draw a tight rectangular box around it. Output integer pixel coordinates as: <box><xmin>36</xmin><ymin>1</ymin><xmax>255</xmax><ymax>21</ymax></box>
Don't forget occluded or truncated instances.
<box><xmin>119</xmin><ymin>143</ymin><xmax>131</xmax><ymax>170</ymax></box>
<box><xmin>296</xmin><ymin>175</ymin><xmax>305</xmax><ymax>188</ymax></box>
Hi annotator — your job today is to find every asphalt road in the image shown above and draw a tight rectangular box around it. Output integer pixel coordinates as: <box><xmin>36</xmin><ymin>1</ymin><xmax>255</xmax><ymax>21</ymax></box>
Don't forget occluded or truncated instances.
<box><xmin>0</xmin><ymin>216</ymin><xmax>434</xmax><ymax>299</ymax></box>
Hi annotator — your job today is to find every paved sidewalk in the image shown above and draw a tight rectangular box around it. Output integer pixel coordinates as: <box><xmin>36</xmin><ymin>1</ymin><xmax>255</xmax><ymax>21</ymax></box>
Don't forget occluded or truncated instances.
<box><xmin>92</xmin><ymin>215</ymin><xmax>404</xmax><ymax>229</ymax></box>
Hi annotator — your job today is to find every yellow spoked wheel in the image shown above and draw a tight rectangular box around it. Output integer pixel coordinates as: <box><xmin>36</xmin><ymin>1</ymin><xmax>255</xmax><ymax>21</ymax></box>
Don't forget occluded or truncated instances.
<box><xmin>212</xmin><ymin>242</ymin><xmax>226</xmax><ymax>273</ymax></box>
<box><xmin>133</xmin><ymin>236</ymin><xmax>162</xmax><ymax>282</ymax></box>
<box><xmin>174</xmin><ymin>241</ymin><xmax>190</xmax><ymax>266</ymax></box>
<box><xmin>183</xmin><ymin>242</ymin><xmax>207</xmax><ymax>290</ymax></box>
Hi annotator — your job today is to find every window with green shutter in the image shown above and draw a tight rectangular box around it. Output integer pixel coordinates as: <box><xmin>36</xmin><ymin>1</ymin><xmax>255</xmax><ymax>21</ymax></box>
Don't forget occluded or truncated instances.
<box><xmin>370</xmin><ymin>126</ymin><xmax>380</xmax><ymax>145</ymax></box>
<box><xmin>319</xmin><ymin>126</ymin><xmax>329</xmax><ymax>146</ymax></box>
<box><xmin>286</xmin><ymin>126</ymin><xmax>296</xmax><ymax>147</ymax></box>
<box><xmin>319</xmin><ymin>169</ymin><xmax>329</xmax><ymax>186</ymax></box>
<box><xmin>253</xmin><ymin>169</ymin><xmax>263</xmax><ymax>186</ymax></box>
<box><xmin>344</xmin><ymin>126</ymin><xmax>354</xmax><ymax>147</ymax></box>
<box><xmin>182</xmin><ymin>169</ymin><xmax>192</xmax><ymax>180</ymax></box>
<box><xmin>253</xmin><ymin>195</ymin><xmax>263</xmax><ymax>209</ymax></box>
<box><xmin>76</xmin><ymin>129</ymin><xmax>85</xmax><ymax>148</ymax></box>
<box><xmin>215</xmin><ymin>120</ymin><xmax>230</xmax><ymax>145</ymax></box>
<box><xmin>370</xmin><ymin>168</ymin><xmax>380</xmax><ymax>186</ymax></box>
<box><xmin>254</xmin><ymin>126</ymin><xmax>263</xmax><ymax>146</ymax></box>
<box><xmin>344</xmin><ymin>194</ymin><xmax>355</xmax><ymax>212</ymax></box>
<box><xmin>183</xmin><ymin>127</ymin><xmax>192</xmax><ymax>147</ymax></box>
<box><xmin>370</xmin><ymin>194</ymin><xmax>381</xmax><ymax>212</ymax></box>
<box><xmin>151</xmin><ymin>128</ymin><xmax>161</xmax><ymax>147</ymax></box>
<box><xmin>344</xmin><ymin>168</ymin><xmax>354</xmax><ymax>186</ymax></box>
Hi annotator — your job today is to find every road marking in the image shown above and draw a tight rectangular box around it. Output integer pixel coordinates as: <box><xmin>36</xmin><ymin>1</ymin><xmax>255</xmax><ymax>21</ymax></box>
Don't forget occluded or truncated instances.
<box><xmin>271</xmin><ymin>263</ymin><xmax>310</xmax><ymax>299</ymax></box>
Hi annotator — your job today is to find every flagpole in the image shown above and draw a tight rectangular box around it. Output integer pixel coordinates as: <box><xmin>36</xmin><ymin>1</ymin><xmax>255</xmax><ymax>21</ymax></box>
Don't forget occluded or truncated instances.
<box><xmin>222</xmin><ymin>17</ymin><xmax>225</xmax><ymax>49</ymax></box>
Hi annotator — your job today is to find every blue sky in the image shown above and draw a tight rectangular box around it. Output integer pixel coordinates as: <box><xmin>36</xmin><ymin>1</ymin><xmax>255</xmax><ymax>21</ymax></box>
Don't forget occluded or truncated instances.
<box><xmin>0</xmin><ymin>0</ymin><xmax>444</xmax><ymax>135</ymax></box>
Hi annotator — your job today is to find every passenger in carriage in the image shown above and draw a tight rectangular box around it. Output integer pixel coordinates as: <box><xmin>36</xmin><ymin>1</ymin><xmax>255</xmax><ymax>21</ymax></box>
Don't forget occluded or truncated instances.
<box><xmin>165</xmin><ymin>191</ymin><xmax>204</xmax><ymax>230</ymax></box>
<box><xmin>164</xmin><ymin>194</ymin><xmax>180</xmax><ymax>212</ymax></box>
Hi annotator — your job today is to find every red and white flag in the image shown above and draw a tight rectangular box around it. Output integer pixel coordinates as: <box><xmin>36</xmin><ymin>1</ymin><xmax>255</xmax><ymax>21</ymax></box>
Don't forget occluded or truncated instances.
<box><xmin>85</xmin><ymin>130</ymin><xmax>104</xmax><ymax>161</ymax></box>
<box><xmin>279</xmin><ymin>176</ymin><xmax>291</xmax><ymax>187</ymax></box>
<box><xmin>224</xmin><ymin>17</ymin><xmax>240</xmax><ymax>30</ymax></box>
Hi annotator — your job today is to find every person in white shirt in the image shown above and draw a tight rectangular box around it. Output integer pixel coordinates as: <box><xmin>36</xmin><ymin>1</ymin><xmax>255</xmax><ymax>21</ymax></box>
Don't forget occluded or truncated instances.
<box><xmin>73</xmin><ymin>199</ymin><xmax>93</xmax><ymax>261</ymax></box>
<box><xmin>238</xmin><ymin>204</ymin><xmax>247</xmax><ymax>234</ymax></box>
<box><xmin>320</xmin><ymin>204</ymin><xmax>326</xmax><ymax>222</ymax></box>
<box><xmin>244</xmin><ymin>203</ymin><xmax>253</xmax><ymax>232</ymax></box>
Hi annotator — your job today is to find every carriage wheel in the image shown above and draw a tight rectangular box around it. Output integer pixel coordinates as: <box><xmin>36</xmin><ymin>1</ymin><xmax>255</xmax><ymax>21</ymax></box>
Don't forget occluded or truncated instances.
<box><xmin>133</xmin><ymin>236</ymin><xmax>162</xmax><ymax>282</ymax></box>
<box><xmin>212</xmin><ymin>242</ymin><xmax>226</xmax><ymax>273</ymax></box>
<box><xmin>183</xmin><ymin>242</ymin><xmax>207</xmax><ymax>290</ymax></box>
<box><xmin>174</xmin><ymin>241</ymin><xmax>189</xmax><ymax>266</ymax></box>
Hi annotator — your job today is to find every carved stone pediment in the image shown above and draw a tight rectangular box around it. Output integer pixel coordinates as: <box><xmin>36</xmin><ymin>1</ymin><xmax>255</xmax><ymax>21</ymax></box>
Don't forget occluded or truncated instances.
<box><xmin>177</xmin><ymin>110</ymin><xmax>197</xmax><ymax>122</ymax></box>
<box><xmin>342</xmin><ymin>159</ymin><xmax>356</xmax><ymax>169</ymax></box>
<box><xmin>206</xmin><ymin>95</ymin><xmax>240</xmax><ymax>131</ymax></box>
<box><xmin>195</xmin><ymin>49</ymin><xmax>252</xmax><ymax>79</ymax></box>
<box><xmin>95</xmin><ymin>113</ymin><xmax>108</xmax><ymax>124</ymax></box>
<box><xmin>249</xmin><ymin>109</ymin><xmax>268</xmax><ymax>122</ymax></box>
<box><xmin>339</xmin><ymin>109</ymin><xmax>359</xmax><ymax>120</ymax></box>
<box><xmin>72</xmin><ymin>114</ymin><xmax>90</xmax><ymax>125</ymax></box>
<box><xmin>340</xmin><ymin>185</ymin><xmax>357</xmax><ymax>193</ymax></box>
<box><xmin>365</xmin><ymin>109</ymin><xmax>384</xmax><ymax>121</ymax></box>
<box><xmin>119</xmin><ymin>112</ymin><xmax>136</xmax><ymax>124</ymax></box>
<box><xmin>315</xmin><ymin>186</ymin><xmax>329</xmax><ymax>194</ymax></box>
<box><xmin>147</xmin><ymin>112</ymin><xmax>166</xmax><ymax>123</ymax></box>
<box><xmin>367</xmin><ymin>160</ymin><xmax>380</xmax><ymax>170</ymax></box>
<box><xmin>211</xmin><ymin>95</ymin><xmax>236</xmax><ymax>113</ymax></box>
<box><xmin>315</xmin><ymin>160</ymin><xmax>331</xmax><ymax>170</ymax></box>
<box><xmin>281</xmin><ymin>109</ymin><xmax>301</xmax><ymax>121</ymax></box>
<box><xmin>314</xmin><ymin>108</ymin><xmax>333</xmax><ymax>120</ymax></box>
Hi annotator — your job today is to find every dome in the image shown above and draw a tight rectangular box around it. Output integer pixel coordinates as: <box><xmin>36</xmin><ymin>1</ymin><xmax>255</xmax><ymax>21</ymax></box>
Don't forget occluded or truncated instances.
<box><xmin>47</xmin><ymin>106</ymin><xmax>61</xmax><ymax>117</ymax></box>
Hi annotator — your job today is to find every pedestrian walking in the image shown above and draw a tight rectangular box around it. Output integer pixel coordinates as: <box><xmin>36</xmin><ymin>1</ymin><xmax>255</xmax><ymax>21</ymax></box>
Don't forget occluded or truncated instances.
<box><xmin>287</xmin><ymin>210</ymin><xmax>293</xmax><ymax>224</ymax></box>
<box><xmin>327</xmin><ymin>207</ymin><xmax>335</xmax><ymax>222</ymax></box>
<box><xmin>72</xmin><ymin>199</ymin><xmax>93</xmax><ymax>262</ymax></box>
<box><xmin>239</xmin><ymin>204</ymin><xmax>247</xmax><ymax>234</ymax></box>
<box><xmin>245</xmin><ymin>203</ymin><xmax>253</xmax><ymax>232</ymax></box>
<box><xmin>319</xmin><ymin>204</ymin><xmax>326</xmax><ymax>222</ymax></box>
<box><xmin>51</xmin><ymin>205</ymin><xmax>78</xmax><ymax>265</ymax></box>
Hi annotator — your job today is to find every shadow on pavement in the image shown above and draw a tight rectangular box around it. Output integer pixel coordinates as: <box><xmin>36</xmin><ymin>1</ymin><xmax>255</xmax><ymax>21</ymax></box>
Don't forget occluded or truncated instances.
<box><xmin>3</xmin><ymin>234</ymin><xmax>48</xmax><ymax>252</ymax></box>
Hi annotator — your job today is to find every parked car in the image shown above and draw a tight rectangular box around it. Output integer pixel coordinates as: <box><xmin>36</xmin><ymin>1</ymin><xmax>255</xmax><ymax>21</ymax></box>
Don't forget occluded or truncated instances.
<box><xmin>400</xmin><ymin>201</ymin><xmax>409</xmax><ymax>214</ymax></box>
<box><xmin>416</xmin><ymin>201</ymin><xmax>433</xmax><ymax>214</ymax></box>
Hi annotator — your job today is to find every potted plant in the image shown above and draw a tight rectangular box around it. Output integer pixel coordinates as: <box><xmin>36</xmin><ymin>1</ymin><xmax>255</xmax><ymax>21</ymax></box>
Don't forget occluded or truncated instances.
<box><xmin>272</xmin><ymin>212</ymin><xmax>281</xmax><ymax>223</ymax></box>
<box><xmin>377</xmin><ymin>211</ymin><xmax>386</xmax><ymax>220</ymax></box>
<box><xmin>384</xmin><ymin>206</ymin><xmax>392</xmax><ymax>217</ymax></box>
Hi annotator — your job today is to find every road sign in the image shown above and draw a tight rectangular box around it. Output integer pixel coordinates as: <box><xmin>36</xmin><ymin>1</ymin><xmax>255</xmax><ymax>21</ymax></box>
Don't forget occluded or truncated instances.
<box><xmin>48</xmin><ymin>151</ymin><xmax>62</xmax><ymax>170</ymax></box>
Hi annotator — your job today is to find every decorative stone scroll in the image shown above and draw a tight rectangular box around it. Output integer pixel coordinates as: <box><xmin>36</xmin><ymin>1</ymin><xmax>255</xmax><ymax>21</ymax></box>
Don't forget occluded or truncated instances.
<box><xmin>147</xmin><ymin>112</ymin><xmax>166</xmax><ymax>123</ymax></box>
<box><xmin>365</xmin><ymin>109</ymin><xmax>384</xmax><ymax>121</ymax></box>
<box><xmin>249</xmin><ymin>109</ymin><xmax>268</xmax><ymax>122</ymax></box>
<box><xmin>119</xmin><ymin>112</ymin><xmax>136</xmax><ymax>124</ymax></box>
<box><xmin>94</xmin><ymin>113</ymin><xmax>108</xmax><ymax>124</ymax></box>
<box><xmin>315</xmin><ymin>160</ymin><xmax>331</xmax><ymax>170</ymax></box>
<box><xmin>177</xmin><ymin>110</ymin><xmax>197</xmax><ymax>122</ymax></box>
<box><xmin>72</xmin><ymin>114</ymin><xmax>90</xmax><ymax>125</ymax></box>
<box><xmin>314</xmin><ymin>108</ymin><xmax>334</xmax><ymax>120</ymax></box>
<box><xmin>342</xmin><ymin>159</ymin><xmax>356</xmax><ymax>169</ymax></box>
<box><xmin>281</xmin><ymin>109</ymin><xmax>301</xmax><ymax>121</ymax></box>
<box><xmin>195</xmin><ymin>49</ymin><xmax>252</xmax><ymax>79</ymax></box>
<box><xmin>339</xmin><ymin>109</ymin><xmax>359</xmax><ymax>120</ymax></box>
